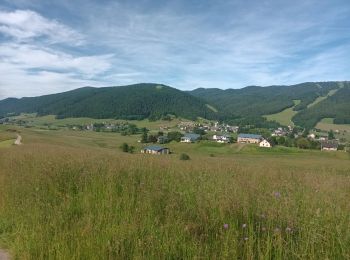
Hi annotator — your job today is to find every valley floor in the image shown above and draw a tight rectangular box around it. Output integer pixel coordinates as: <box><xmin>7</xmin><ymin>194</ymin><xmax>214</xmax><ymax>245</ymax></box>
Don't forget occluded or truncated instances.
<box><xmin>0</xmin><ymin>124</ymin><xmax>349</xmax><ymax>259</ymax></box>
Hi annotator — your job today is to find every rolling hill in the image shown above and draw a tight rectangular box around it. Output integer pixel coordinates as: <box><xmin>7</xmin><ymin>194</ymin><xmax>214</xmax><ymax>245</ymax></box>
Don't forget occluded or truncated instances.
<box><xmin>1</xmin><ymin>81</ymin><xmax>349</xmax><ymax>129</ymax></box>
<box><xmin>0</xmin><ymin>83</ymin><xmax>218</xmax><ymax>121</ymax></box>
<box><xmin>189</xmin><ymin>81</ymin><xmax>350</xmax><ymax>128</ymax></box>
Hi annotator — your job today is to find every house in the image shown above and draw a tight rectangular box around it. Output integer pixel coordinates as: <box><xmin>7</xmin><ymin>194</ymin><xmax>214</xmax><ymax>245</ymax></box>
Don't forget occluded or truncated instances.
<box><xmin>307</xmin><ymin>133</ymin><xmax>316</xmax><ymax>139</ymax></box>
<box><xmin>141</xmin><ymin>145</ymin><xmax>170</xmax><ymax>154</ymax></box>
<box><xmin>259</xmin><ymin>139</ymin><xmax>272</xmax><ymax>148</ymax></box>
<box><xmin>321</xmin><ymin>141</ymin><xmax>338</xmax><ymax>151</ymax></box>
<box><xmin>181</xmin><ymin>133</ymin><xmax>201</xmax><ymax>143</ymax></box>
<box><xmin>213</xmin><ymin>134</ymin><xmax>231</xmax><ymax>143</ymax></box>
<box><xmin>237</xmin><ymin>134</ymin><xmax>263</xmax><ymax>144</ymax></box>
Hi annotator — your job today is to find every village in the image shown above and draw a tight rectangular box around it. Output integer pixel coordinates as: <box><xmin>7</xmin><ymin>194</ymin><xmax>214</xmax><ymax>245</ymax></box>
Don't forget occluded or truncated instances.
<box><xmin>1</xmin><ymin>115</ymin><xmax>347</xmax><ymax>155</ymax></box>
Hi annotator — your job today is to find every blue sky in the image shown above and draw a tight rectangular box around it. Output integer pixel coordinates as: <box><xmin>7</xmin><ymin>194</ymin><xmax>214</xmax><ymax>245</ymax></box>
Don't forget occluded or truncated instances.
<box><xmin>0</xmin><ymin>0</ymin><xmax>350</xmax><ymax>98</ymax></box>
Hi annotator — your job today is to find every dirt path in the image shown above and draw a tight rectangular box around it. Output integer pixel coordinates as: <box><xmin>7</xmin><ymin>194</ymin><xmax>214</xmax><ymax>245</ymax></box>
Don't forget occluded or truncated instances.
<box><xmin>0</xmin><ymin>249</ymin><xmax>10</xmax><ymax>260</ymax></box>
<box><xmin>14</xmin><ymin>134</ymin><xmax>22</xmax><ymax>145</ymax></box>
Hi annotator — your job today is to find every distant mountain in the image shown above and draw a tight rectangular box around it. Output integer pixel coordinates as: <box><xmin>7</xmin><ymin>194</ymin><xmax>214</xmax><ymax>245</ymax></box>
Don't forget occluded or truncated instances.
<box><xmin>189</xmin><ymin>81</ymin><xmax>350</xmax><ymax>128</ymax></box>
<box><xmin>1</xmin><ymin>81</ymin><xmax>349</xmax><ymax>129</ymax></box>
<box><xmin>0</xmin><ymin>83</ymin><xmax>218</xmax><ymax>120</ymax></box>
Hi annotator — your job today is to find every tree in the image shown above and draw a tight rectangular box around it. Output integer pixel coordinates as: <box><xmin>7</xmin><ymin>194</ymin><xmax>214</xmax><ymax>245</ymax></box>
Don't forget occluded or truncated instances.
<box><xmin>328</xmin><ymin>130</ymin><xmax>335</xmax><ymax>140</ymax></box>
<box><xmin>296</xmin><ymin>138</ymin><xmax>310</xmax><ymax>149</ymax></box>
<box><xmin>277</xmin><ymin>136</ymin><xmax>285</xmax><ymax>145</ymax></box>
<box><xmin>141</xmin><ymin>131</ymin><xmax>148</xmax><ymax>143</ymax></box>
<box><xmin>168</xmin><ymin>131</ymin><xmax>183</xmax><ymax>142</ymax></box>
<box><xmin>147</xmin><ymin>135</ymin><xmax>157</xmax><ymax>143</ymax></box>
<box><xmin>120</xmin><ymin>143</ymin><xmax>129</xmax><ymax>153</ymax></box>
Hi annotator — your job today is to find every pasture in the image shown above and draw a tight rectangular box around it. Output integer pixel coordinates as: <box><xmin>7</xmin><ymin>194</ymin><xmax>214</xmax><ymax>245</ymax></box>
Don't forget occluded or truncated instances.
<box><xmin>264</xmin><ymin>100</ymin><xmax>300</xmax><ymax>126</ymax></box>
<box><xmin>0</xmin><ymin>124</ymin><xmax>349</xmax><ymax>259</ymax></box>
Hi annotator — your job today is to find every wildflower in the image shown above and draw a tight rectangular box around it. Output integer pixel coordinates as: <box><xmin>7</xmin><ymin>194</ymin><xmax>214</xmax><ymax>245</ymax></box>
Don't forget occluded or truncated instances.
<box><xmin>274</xmin><ymin>191</ymin><xmax>281</xmax><ymax>198</ymax></box>
<box><xmin>242</xmin><ymin>223</ymin><xmax>247</xmax><ymax>228</ymax></box>
<box><xmin>285</xmin><ymin>227</ymin><xmax>292</xmax><ymax>232</ymax></box>
<box><xmin>244</xmin><ymin>237</ymin><xmax>248</xmax><ymax>241</ymax></box>
<box><xmin>223</xmin><ymin>224</ymin><xmax>229</xmax><ymax>229</ymax></box>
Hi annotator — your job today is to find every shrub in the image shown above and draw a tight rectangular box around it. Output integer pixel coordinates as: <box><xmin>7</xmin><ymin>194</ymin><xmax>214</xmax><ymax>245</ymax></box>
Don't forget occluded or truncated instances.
<box><xmin>179</xmin><ymin>153</ymin><xmax>190</xmax><ymax>160</ymax></box>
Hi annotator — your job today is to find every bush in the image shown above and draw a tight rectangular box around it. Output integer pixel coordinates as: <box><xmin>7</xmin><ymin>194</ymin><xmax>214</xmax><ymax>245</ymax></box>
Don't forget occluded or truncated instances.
<box><xmin>179</xmin><ymin>153</ymin><xmax>190</xmax><ymax>160</ymax></box>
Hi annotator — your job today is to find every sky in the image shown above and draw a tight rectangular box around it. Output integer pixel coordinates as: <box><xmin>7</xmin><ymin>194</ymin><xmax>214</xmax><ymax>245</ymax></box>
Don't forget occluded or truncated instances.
<box><xmin>0</xmin><ymin>0</ymin><xmax>350</xmax><ymax>98</ymax></box>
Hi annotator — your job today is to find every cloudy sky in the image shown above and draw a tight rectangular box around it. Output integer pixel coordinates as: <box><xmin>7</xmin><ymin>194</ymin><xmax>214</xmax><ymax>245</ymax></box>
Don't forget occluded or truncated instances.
<box><xmin>0</xmin><ymin>0</ymin><xmax>350</xmax><ymax>98</ymax></box>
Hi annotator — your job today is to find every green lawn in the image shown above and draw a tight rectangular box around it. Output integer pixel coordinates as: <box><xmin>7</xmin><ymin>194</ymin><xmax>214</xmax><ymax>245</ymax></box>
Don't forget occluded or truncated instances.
<box><xmin>264</xmin><ymin>100</ymin><xmax>301</xmax><ymax>126</ymax></box>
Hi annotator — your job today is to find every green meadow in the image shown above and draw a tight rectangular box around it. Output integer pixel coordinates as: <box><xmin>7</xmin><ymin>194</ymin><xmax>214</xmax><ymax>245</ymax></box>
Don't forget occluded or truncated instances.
<box><xmin>0</xmin><ymin>123</ymin><xmax>349</xmax><ymax>259</ymax></box>
<box><xmin>264</xmin><ymin>100</ymin><xmax>301</xmax><ymax>126</ymax></box>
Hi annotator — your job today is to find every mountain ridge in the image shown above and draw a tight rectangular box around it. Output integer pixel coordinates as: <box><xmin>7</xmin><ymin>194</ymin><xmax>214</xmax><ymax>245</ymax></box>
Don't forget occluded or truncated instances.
<box><xmin>1</xmin><ymin>81</ymin><xmax>349</xmax><ymax>129</ymax></box>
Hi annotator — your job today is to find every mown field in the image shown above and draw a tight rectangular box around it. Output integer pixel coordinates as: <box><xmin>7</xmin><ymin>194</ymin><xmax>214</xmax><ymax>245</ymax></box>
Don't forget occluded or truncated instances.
<box><xmin>0</xmin><ymin>125</ymin><xmax>350</xmax><ymax>259</ymax></box>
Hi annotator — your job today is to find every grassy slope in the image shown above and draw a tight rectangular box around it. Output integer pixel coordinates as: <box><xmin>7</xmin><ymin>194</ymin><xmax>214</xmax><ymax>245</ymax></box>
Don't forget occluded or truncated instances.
<box><xmin>316</xmin><ymin>118</ymin><xmax>350</xmax><ymax>132</ymax></box>
<box><xmin>264</xmin><ymin>100</ymin><xmax>301</xmax><ymax>126</ymax></box>
<box><xmin>307</xmin><ymin>88</ymin><xmax>339</xmax><ymax>108</ymax></box>
<box><xmin>0</xmin><ymin>125</ymin><xmax>349</xmax><ymax>259</ymax></box>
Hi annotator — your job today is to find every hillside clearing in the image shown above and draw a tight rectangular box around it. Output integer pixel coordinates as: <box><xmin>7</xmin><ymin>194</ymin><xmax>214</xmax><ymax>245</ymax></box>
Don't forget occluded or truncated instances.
<box><xmin>307</xmin><ymin>88</ymin><xmax>339</xmax><ymax>108</ymax></box>
<box><xmin>264</xmin><ymin>100</ymin><xmax>300</xmax><ymax>126</ymax></box>
<box><xmin>316</xmin><ymin>118</ymin><xmax>350</xmax><ymax>132</ymax></box>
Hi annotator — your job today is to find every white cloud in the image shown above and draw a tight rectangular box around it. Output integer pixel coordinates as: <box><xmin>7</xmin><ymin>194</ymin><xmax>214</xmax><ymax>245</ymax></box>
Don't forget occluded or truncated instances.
<box><xmin>0</xmin><ymin>43</ymin><xmax>114</xmax><ymax>77</ymax></box>
<box><xmin>0</xmin><ymin>9</ymin><xmax>84</xmax><ymax>45</ymax></box>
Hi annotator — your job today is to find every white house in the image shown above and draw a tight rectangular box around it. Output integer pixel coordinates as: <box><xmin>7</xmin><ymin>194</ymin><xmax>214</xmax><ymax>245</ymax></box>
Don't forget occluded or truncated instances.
<box><xmin>180</xmin><ymin>133</ymin><xmax>201</xmax><ymax>143</ymax></box>
<box><xmin>259</xmin><ymin>139</ymin><xmax>272</xmax><ymax>148</ymax></box>
<box><xmin>213</xmin><ymin>134</ymin><xmax>231</xmax><ymax>143</ymax></box>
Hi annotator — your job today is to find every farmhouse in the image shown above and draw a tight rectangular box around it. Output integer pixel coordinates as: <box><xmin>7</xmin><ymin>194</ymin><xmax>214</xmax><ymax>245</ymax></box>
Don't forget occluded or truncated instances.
<box><xmin>141</xmin><ymin>145</ymin><xmax>170</xmax><ymax>154</ymax></box>
<box><xmin>237</xmin><ymin>133</ymin><xmax>262</xmax><ymax>144</ymax></box>
<box><xmin>320</xmin><ymin>141</ymin><xmax>338</xmax><ymax>151</ymax></box>
<box><xmin>213</xmin><ymin>134</ymin><xmax>231</xmax><ymax>143</ymax></box>
<box><xmin>181</xmin><ymin>133</ymin><xmax>201</xmax><ymax>143</ymax></box>
<box><xmin>259</xmin><ymin>139</ymin><xmax>272</xmax><ymax>148</ymax></box>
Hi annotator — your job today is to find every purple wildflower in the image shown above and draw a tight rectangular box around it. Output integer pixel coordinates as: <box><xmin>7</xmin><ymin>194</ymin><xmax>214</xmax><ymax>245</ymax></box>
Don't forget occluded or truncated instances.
<box><xmin>223</xmin><ymin>224</ymin><xmax>229</xmax><ymax>229</ymax></box>
<box><xmin>274</xmin><ymin>191</ymin><xmax>281</xmax><ymax>198</ymax></box>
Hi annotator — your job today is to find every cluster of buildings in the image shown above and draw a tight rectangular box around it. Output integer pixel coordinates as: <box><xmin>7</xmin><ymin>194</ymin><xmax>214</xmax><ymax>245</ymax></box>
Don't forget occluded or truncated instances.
<box><xmin>237</xmin><ymin>133</ymin><xmax>272</xmax><ymax>148</ymax></box>
<box><xmin>177</xmin><ymin>121</ymin><xmax>239</xmax><ymax>133</ymax></box>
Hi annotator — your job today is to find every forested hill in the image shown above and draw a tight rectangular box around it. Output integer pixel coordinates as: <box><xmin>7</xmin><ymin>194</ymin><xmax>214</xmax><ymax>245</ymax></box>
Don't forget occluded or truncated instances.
<box><xmin>189</xmin><ymin>82</ymin><xmax>340</xmax><ymax>116</ymax></box>
<box><xmin>0</xmin><ymin>84</ymin><xmax>218</xmax><ymax>120</ymax></box>
<box><xmin>1</xmin><ymin>81</ymin><xmax>349</xmax><ymax>128</ymax></box>
<box><xmin>189</xmin><ymin>81</ymin><xmax>350</xmax><ymax>128</ymax></box>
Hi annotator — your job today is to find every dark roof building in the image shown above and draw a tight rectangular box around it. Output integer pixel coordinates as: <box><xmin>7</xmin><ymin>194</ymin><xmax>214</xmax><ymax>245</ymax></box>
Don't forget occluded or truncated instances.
<box><xmin>141</xmin><ymin>145</ymin><xmax>170</xmax><ymax>154</ymax></box>
<box><xmin>321</xmin><ymin>141</ymin><xmax>338</xmax><ymax>151</ymax></box>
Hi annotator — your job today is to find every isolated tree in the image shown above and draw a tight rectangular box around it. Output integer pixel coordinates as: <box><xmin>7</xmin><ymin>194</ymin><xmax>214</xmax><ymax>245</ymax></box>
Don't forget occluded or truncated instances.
<box><xmin>328</xmin><ymin>130</ymin><xmax>335</xmax><ymax>140</ymax></box>
<box><xmin>120</xmin><ymin>143</ymin><xmax>129</xmax><ymax>153</ymax></box>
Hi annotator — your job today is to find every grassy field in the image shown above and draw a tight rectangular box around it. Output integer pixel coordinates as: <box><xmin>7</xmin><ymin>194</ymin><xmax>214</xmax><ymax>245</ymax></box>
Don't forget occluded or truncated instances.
<box><xmin>11</xmin><ymin>113</ymin><xmax>185</xmax><ymax>131</ymax></box>
<box><xmin>0</xmin><ymin>125</ymin><xmax>350</xmax><ymax>259</ymax></box>
<box><xmin>316</xmin><ymin>118</ymin><xmax>350</xmax><ymax>132</ymax></box>
<box><xmin>264</xmin><ymin>100</ymin><xmax>301</xmax><ymax>126</ymax></box>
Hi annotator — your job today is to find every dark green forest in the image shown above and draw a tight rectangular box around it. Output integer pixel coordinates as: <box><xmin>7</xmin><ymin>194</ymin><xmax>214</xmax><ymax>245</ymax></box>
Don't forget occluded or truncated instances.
<box><xmin>0</xmin><ymin>81</ymin><xmax>349</xmax><ymax>129</ymax></box>
<box><xmin>0</xmin><ymin>84</ymin><xmax>218</xmax><ymax>120</ymax></box>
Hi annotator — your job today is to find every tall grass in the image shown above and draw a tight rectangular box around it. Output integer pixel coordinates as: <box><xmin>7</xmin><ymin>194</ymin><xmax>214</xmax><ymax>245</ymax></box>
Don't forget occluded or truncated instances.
<box><xmin>0</xmin><ymin>144</ymin><xmax>349</xmax><ymax>259</ymax></box>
